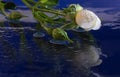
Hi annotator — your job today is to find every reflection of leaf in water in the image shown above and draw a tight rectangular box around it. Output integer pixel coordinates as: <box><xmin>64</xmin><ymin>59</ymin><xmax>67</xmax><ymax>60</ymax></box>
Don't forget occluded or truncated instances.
<box><xmin>34</xmin><ymin>37</ymin><xmax>77</xmax><ymax>60</ymax></box>
<box><xmin>20</xmin><ymin>31</ymin><xmax>26</xmax><ymax>46</ymax></box>
<box><xmin>19</xmin><ymin>31</ymin><xmax>34</xmax><ymax>64</ymax></box>
<box><xmin>0</xmin><ymin>22</ymin><xmax>4</xmax><ymax>27</ymax></box>
<box><xmin>19</xmin><ymin>31</ymin><xmax>27</xmax><ymax>56</ymax></box>
<box><xmin>36</xmin><ymin>23</ymin><xmax>42</xmax><ymax>31</ymax></box>
<box><xmin>42</xmin><ymin>24</ymin><xmax>54</xmax><ymax>35</ymax></box>
<box><xmin>0</xmin><ymin>37</ymin><xmax>17</xmax><ymax>61</ymax></box>
<box><xmin>34</xmin><ymin>38</ymin><xmax>54</xmax><ymax>55</ymax></box>
<box><xmin>8</xmin><ymin>22</ymin><xmax>22</xmax><ymax>27</ymax></box>
<box><xmin>74</xmin><ymin>31</ymin><xmax>97</xmax><ymax>45</ymax></box>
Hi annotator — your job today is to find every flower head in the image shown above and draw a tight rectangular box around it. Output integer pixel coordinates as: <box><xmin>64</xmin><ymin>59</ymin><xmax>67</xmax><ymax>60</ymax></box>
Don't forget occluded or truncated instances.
<box><xmin>75</xmin><ymin>9</ymin><xmax>101</xmax><ymax>31</ymax></box>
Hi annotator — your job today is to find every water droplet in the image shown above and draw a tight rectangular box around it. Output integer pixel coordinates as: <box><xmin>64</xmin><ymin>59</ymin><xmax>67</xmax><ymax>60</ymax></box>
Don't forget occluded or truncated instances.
<box><xmin>33</xmin><ymin>32</ymin><xmax>45</xmax><ymax>38</ymax></box>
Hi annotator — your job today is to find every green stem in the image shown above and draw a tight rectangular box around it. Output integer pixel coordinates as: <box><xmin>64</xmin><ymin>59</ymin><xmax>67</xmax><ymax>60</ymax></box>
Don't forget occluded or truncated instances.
<box><xmin>34</xmin><ymin>8</ymin><xmax>65</xmax><ymax>16</ymax></box>
<box><xmin>60</xmin><ymin>22</ymin><xmax>73</xmax><ymax>29</ymax></box>
<box><xmin>0</xmin><ymin>2</ymin><xmax>8</xmax><ymax>17</ymax></box>
<box><xmin>22</xmin><ymin>0</ymin><xmax>65</xmax><ymax>16</ymax></box>
<box><xmin>1</xmin><ymin>8</ymin><xmax>8</xmax><ymax>17</ymax></box>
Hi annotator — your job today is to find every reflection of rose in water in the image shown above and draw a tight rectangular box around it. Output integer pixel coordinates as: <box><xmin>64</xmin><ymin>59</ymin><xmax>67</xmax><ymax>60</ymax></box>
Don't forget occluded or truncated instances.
<box><xmin>74</xmin><ymin>45</ymin><xmax>102</xmax><ymax>68</ymax></box>
<box><xmin>34</xmin><ymin>32</ymin><xmax>103</xmax><ymax>77</ymax></box>
<box><xmin>73</xmin><ymin>43</ymin><xmax>102</xmax><ymax>77</ymax></box>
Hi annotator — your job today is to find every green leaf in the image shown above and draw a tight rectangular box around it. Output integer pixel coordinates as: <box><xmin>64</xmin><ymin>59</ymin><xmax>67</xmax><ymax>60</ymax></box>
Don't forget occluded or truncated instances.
<box><xmin>33</xmin><ymin>11</ymin><xmax>52</xmax><ymax>22</ymax></box>
<box><xmin>52</xmin><ymin>28</ymin><xmax>73</xmax><ymax>43</ymax></box>
<box><xmin>53</xmin><ymin>17</ymin><xmax>65</xmax><ymax>22</ymax></box>
<box><xmin>33</xmin><ymin>11</ymin><xmax>41</xmax><ymax>21</ymax></box>
<box><xmin>39</xmin><ymin>0</ymin><xmax>59</xmax><ymax>6</ymax></box>
<box><xmin>33</xmin><ymin>11</ymin><xmax>63</xmax><ymax>25</ymax></box>
<box><xmin>69</xmin><ymin>4</ymin><xmax>83</xmax><ymax>12</ymax></box>
<box><xmin>40</xmin><ymin>0</ymin><xmax>48</xmax><ymax>3</ymax></box>
<box><xmin>64</xmin><ymin>4</ymin><xmax>83</xmax><ymax>13</ymax></box>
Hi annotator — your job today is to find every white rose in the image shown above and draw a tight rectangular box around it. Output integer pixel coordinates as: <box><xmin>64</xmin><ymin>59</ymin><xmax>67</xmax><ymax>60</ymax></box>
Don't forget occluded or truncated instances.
<box><xmin>75</xmin><ymin>9</ymin><xmax>101</xmax><ymax>31</ymax></box>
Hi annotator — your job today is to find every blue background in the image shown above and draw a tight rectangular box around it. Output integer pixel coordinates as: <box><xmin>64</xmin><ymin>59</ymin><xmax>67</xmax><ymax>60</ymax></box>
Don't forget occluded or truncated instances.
<box><xmin>1</xmin><ymin>0</ymin><xmax>120</xmax><ymax>77</ymax></box>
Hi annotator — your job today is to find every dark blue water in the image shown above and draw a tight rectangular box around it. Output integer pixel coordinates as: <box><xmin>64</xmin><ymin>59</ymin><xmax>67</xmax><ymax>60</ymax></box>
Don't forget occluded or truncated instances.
<box><xmin>0</xmin><ymin>0</ymin><xmax>120</xmax><ymax>77</ymax></box>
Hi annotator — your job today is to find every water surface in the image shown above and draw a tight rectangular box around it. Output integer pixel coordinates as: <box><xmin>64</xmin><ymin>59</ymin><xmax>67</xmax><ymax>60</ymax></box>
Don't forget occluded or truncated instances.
<box><xmin>0</xmin><ymin>0</ymin><xmax>120</xmax><ymax>77</ymax></box>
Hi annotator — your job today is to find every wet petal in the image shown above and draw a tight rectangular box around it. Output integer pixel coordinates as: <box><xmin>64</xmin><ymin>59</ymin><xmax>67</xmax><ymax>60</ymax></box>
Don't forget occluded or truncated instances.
<box><xmin>76</xmin><ymin>9</ymin><xmax>101</xmax><ymax>31</ymax></box>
